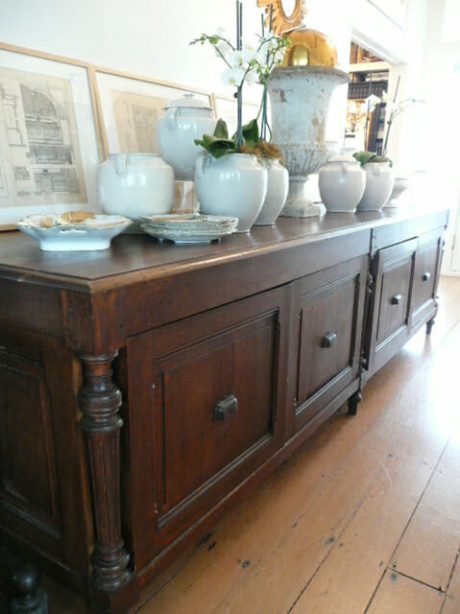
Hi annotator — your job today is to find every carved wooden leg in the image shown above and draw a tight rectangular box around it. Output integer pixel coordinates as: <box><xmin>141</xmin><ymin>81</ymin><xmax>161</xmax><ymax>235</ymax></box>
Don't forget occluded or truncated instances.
<box><xmin>8</xmin><ymin>563</ymin><xmax>48</xmax><ymax>614</ymax></box>
<box><xmin>348</xmin><ymin>391</ymin><xmax>363</xmax><ymax>416</ymax></box>
<box><xmin>79</xmin><ymin>353</ymin><xmax>131</xmax><ymax>594</ymax></box>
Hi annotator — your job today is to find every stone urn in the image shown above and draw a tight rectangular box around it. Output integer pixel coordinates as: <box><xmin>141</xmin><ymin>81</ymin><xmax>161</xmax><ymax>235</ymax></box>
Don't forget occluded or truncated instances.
<box><xmin>269</xmin><ymin>66</ymin><xmax>348</xmax><ymax>217</ymax></box>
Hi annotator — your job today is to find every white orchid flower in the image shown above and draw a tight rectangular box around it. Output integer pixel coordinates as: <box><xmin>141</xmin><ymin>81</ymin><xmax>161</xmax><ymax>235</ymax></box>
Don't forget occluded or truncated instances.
<box><xmin>228</xmin><ymin>50</ymin><xmax>248</xmax><ymax>68</ymax></box>
<box><xmin>365</xmin><ymin>94</ymin><xmax>382</xmax><ymax>113</ymax></box>
<box><xmin>222</xmin><ymin>67</ymin><xmax>246</xmax><ymax>87</ymax></box>
<box><xmin>245</xmin><ymin>69</ymin><xmax>259</xmax><ymax>86</ymax></box>
<box><xmin>215</xmin><ymin>40</ymin><xmax>232</xmax><ymax>58</ymax></box>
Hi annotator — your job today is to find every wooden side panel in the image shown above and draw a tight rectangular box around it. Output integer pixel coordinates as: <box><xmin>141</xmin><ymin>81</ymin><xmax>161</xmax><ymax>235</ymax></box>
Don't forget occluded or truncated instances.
<box><xmin>0</xmin><ymin>336</ymin><xmax>93</xmax><ymax>583</ymax></box>
<box><xmin>0</xmin><ymin>350</ymin><xmax>60</xmax><ymax>538</ymax></box>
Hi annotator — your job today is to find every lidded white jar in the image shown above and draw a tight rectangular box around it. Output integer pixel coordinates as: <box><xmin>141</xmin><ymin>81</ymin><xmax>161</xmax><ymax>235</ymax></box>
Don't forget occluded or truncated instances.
<box><xmin>319</xmin><ymin>153</ymin><xmax>366</xmax><ymax>213</ymax></box>
<box><xmin>157</xmin><ymin>94</ymin><xmax>216</xmax><ymax>180</ymax></box>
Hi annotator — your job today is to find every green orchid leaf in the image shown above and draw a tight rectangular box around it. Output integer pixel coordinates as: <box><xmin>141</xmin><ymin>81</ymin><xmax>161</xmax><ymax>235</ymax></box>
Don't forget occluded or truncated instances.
<box><xmin>214</xmin><ymin>119</ymin><xmax>230</xmax><ymax>139</ymax></box>
<box><xmin>352</xmin><ymin>150</ymin><xmax>393</xmax><ymax>167</ymax></box>
<box><xmin>242</xmin><ymin>119</ymin><xmax>259</xmax><ymax>147</ymax></box>
<box><xmin>194</xmin><ymin>132</ymin><xmax>237</xmax><ymax>158</ymax></box>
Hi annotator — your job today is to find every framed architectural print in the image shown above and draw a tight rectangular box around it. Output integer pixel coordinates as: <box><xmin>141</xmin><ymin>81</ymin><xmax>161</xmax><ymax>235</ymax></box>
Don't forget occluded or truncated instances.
<box><xmin>94</xmin><ymin>69</ymin><xmax>212</xmax><ymax>158</ymax></box>
<box><xmin>0</xmin><ymin>44</ymin><xmax>100</xmax><ymax>229</ymax></box>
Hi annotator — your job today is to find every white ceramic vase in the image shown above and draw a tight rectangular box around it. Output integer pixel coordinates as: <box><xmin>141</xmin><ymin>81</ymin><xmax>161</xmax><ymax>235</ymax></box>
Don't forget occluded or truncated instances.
<box><xmin>254</xmin><ymin>159</ymin><xmax>289</xmax><ymax>226</ymax></box>
<box><xmin>195</xmin><ymin>154</ymin><xmax>268</xmax><ymax>233</ymax></box>
<box><xmin>357</xmin><ymin>162</ymin><xmax>395</xmax><ymax>212</ymax></box>
<box><xmin>97</xmin><ymin>153</ymin><xmax>174</xmax><ymax>220</ymax></box>
<box><xmin>157</xmin><ymin>94</ymin><xmax>216</xmax><ymax>181</ymax></box>
<box><xmin>319</xmin><ymin>154</ymin><xmax>366</xmax><ymax>213</ymax></box>
<box><xmin>268</xmin><ymin>66</ymin><xmax>349</xmax><ymax>217</ymax></box>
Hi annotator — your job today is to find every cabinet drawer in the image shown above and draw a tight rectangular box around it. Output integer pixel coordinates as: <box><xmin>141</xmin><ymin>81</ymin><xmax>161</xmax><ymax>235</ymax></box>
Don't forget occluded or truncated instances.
<box><xmin>411</xmin><ymin>234</ymin><xmax>442</xmax><ymax>328</ymax></box>
<box><xmin>291</xmin><ymin>256</ymin><xmax>367</xmax><ymax>433</ymax></box>
<box><xmin>126</xmin><ymin>287</ymin><xmax>289</xmax><ymax>565</ymax></box>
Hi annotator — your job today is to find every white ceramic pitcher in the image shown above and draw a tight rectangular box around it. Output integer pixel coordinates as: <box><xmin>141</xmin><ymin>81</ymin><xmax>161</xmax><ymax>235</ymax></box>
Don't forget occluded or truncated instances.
<box><xmin>97</xmin><ymin>153</ymin><xmax>174</xmax><ymax>220</ymax></box>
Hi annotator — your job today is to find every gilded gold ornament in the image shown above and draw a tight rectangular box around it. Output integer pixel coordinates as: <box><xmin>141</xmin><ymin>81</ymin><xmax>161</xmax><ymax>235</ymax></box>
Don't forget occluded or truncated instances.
<box><xmin>257</xmin><ymin>0</ymin><xmax>306</xmax><ymax>34</ymax></box>
<box><xmin>281</xmin><ymin>28</ymin><xmax>338</xmax><ymax>68</ymax></box>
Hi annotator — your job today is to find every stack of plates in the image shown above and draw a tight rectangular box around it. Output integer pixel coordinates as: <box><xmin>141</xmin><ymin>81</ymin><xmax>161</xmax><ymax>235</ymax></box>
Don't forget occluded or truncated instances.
<box><xmin>141</xmin><ymin>214</ymin><xmax>238</xmax><ymax>244</ymax></box>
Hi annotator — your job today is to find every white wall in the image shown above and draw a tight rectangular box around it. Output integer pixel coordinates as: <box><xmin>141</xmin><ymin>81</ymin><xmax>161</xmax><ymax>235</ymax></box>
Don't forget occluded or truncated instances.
<box><xmin>0</xmin><ymin>0</ymin><xmax>431</xmax><ymax>175</ymax></box>
<box><xmin>421</xmin><ymin>0</ymin><xmax>460</xmax><ymax>274</ymax></box>
<box><xmin>0</xmin><ymin>0</ymin><xmax>353</xmax><ymax>144</ymax></box>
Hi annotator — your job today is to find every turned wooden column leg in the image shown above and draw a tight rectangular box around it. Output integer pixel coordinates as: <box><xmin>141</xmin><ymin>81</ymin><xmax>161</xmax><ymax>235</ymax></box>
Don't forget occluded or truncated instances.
<box><xmin>348</xmin><ymin>391</ymin><xmax>363</xmax><ymax>416</ymax></box>
<box><xmin>79</xmin><ymin>352</ymin><xmax>131</xmax><ymax>593</ymax></box>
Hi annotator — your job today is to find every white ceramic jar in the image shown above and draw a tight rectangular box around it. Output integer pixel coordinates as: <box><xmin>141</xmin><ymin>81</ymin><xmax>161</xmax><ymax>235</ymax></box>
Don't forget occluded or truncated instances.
<box><xmin>157</xmin><ymin>94</ymin><xmax>216</xmax><ymax>180</ymax></box>
<box><xmin>254</xmin><ymin>159</ymin><xmax>289</xmax><ymax>226</ymax></box>
<box><xmin>357</xmin><ymin>162</ymin><xmax>395</xmax><ymax>211</ymax></box>
<box><xmin>319</xmin><ymin>154</ymin><xmax>366</xmax><ymax>213</ymax></box>
<box><xmin>97</xmin><ymin>153</ymin><xmax>174</xmax><ymax>220</ymax></box>
<box><xmin>195</xmin><ymin>153</ymin><xmax>268</xmax><ymax>233</ymax></box>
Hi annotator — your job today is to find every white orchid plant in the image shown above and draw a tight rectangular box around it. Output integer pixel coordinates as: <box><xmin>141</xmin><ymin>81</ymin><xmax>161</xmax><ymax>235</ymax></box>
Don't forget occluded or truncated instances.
<box><xmin>356</xmin><ymin>81</ymin><xmax>425</xmax><ymax>166</ymax></box>
<box><xmin>191</xmin><ymin>10</ymin><xmax>289</xmax><ymax>158</ymax></box>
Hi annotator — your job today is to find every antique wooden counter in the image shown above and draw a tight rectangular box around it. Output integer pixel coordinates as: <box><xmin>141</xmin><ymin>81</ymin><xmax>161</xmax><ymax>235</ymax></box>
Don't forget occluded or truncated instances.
<box><xmin>0</xmin><ymin>208</ymin><xmax>448</xmax><ymax>612</ymax></box>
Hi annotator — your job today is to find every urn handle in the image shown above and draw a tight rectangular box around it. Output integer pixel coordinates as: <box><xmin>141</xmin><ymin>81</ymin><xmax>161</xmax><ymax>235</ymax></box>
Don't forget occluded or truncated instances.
<box><xmin>166</xmin><ymin>108</ymin><xmax>179</xmax><ymax>130</ymax></box>
<box><xmin>115</xmin><ymin>154</ymin><xmax>128</xmax><ymax>176</ymax></box>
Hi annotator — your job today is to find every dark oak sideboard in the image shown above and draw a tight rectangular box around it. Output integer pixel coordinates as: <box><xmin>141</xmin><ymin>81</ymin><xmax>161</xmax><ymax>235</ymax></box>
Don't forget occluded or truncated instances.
<box><xmin>0</xmin><ymin>209</ymin><xmax>448</xmax><ymax>612</ymax></box>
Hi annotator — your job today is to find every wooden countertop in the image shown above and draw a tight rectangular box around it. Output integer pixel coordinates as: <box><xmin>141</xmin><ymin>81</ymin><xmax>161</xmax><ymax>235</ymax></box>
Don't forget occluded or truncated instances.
<box><xmin>0</xmin><ymin>208</ymin><xmax>449</xmax><ymax>290</ymax></box>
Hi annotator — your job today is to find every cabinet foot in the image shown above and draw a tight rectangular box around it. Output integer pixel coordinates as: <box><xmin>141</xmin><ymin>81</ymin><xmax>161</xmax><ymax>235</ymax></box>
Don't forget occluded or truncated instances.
<box><xmin>426</xmin><ymin>318</ymin><xmax>435</xmax><ymax>335</ymax></box>
<box><xmin>8</xmin><ymin>563</ymin><xmax>48</xmax><ymax>614</ymax></box>
<box><xmin>348</xmin><ymin>391</ymin><xmax>362</xmax><ymax>416</ymax></box>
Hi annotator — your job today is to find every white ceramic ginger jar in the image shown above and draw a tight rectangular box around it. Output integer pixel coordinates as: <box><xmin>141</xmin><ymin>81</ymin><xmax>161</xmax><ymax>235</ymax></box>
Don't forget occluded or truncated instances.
<box><xmin>357</xmin><ymin>162</ymin><xmax>395</xmax><ymax>211</ymax></box>
<box><xmin>97</xmin><ymin>153</ymin><xmax>174</xmax><ymax>220</ymax></box>
<box><xmin>319</xmin><ymin>154</ymin><xmax>366</xmax><ymax>213</ymax></box>
<box><xmin>157</xmin><ymin>94</ymin><xmax>216</xmax><ymax>180</ymax></box>
<box><xmin>195</xmin><ymin>153</ymin><xmax>267</xmax><ymax>233</ymax></box>
<box><xmin>254</xmin><ymin>159</ymin><xmax>289</xmax><ymax>226</ymax></box>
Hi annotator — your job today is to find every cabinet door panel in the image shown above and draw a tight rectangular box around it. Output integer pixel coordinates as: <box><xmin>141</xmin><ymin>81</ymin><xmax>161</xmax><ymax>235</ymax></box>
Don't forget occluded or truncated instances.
<box><xmin>376</xmin><ymin>257</ymin><xmax>413</xmax><ymax>344</ymax></box>
<box><xmin>127</xmin><ymin>287</ymin><xmax>290</xmax><ymax>566</ymax></box>
<box><xmin>160</xmin><ymin>314</ymin><xmax>275</xmax><ymax>511</ymax></box>
<box><xmin>411</xmin><ymin>234</ymin><xmax>442</xmax><ymax>328</ymax></box>
<box><xmin>297</xmin><ymin>278</ymin><xmax>356</xmax><ymax>401</ymax></box>
<box><xmin>366</xmin><ymin>238</ymin><xmax>417</xmax><ymax>375</ymax></box>
<box><xmin>292</xmin><ymin>256</ymin><xmax>367</xmax><ymax>433</ymax></box>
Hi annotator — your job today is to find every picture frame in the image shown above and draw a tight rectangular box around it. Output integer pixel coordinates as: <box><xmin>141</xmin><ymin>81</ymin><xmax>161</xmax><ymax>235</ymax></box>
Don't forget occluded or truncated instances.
<box><xmin>0</xmin><ymin>44</ymin><xmax>101</xmax><ymax>230</ymax></box>
<box><xmin>367</xmin><ymin>0</ymin><xmax>407</xmax><ymax>28</ymax></box>
<box><xmin>93</xmin><ymin>68</ymin><xmax>213</xmax><ymax>158</ymax></box>
<box><xmin>212</xmin><ymin>93</ymin><xmax>261</xmax><ymax>137</ymax></box>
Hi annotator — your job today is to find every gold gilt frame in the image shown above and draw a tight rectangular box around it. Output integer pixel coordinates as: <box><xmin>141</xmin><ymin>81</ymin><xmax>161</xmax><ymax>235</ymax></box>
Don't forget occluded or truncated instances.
<box><xmin>257</xmin><ymin>0</ymin><xmax>306</xmax><ymax>34</ymax></box>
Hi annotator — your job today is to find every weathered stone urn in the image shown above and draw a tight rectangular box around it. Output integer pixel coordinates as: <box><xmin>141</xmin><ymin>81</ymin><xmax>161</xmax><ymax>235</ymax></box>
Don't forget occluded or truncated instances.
<box><xmin>269</xmin><ymin>66</ymin><xmax>348</xmax><ymax>217</ymax></box>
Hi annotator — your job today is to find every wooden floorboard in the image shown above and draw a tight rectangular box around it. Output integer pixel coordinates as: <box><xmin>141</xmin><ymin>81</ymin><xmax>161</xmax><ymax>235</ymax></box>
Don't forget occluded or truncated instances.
<box><xmin>2</xmin><ymin>277</ymin><xmax>460</xmax><ymax>614</ymax></box>
<box><xmin>442</xmin><ymin>553</ymin><xmax>460</xmax><ymax>613</ymax></box>
<box><xmin>366</xmin><ymin>570</ymin><xmax>443</xmax><ymax>614</ymax></box>
<box><xmin>391</xmin><ymin>440</ymin><xmax>460</xmax><ymax>591</ymax></box>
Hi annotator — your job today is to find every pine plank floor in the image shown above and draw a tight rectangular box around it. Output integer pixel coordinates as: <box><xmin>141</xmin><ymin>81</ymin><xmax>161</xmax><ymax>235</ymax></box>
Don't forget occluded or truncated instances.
<box><xmin>2</xmin><ymin>276</ymin><xmax>460</xmax><ymax>614</ymax></box>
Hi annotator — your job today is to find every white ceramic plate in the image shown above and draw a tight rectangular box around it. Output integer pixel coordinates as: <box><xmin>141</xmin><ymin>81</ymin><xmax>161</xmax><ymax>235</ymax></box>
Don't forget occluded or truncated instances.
<box><xmin>18</xmin><ymin>214</ymin><xmax>132</xmax><ymax>251</ymax></box>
